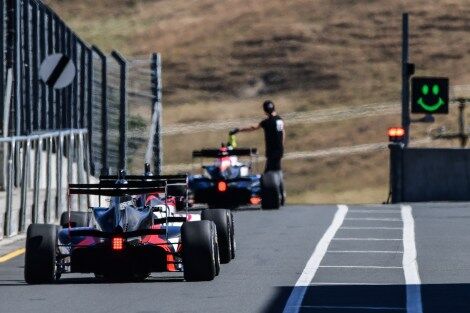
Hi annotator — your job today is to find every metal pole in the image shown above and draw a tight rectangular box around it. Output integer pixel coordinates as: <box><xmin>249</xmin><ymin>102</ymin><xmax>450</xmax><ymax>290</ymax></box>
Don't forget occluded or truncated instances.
<box><xmin>55</xmin><ymin>134</ymin><xmax>63</xmax><ymax>218</ymax></box>
<box><xmin>23</xmin><ymin>0</ymin><xmax>31</xmax><ymax>134</ymax></box>
<box><xmin>44</xmin><ymin>137</ymin><xmax>52</xmax><ymax>223</ymax></box>
<box><xmin>151</xmin><ymin>53</ymin><xmax>163</xmax><ymax>174</ymax></box>
<box><xmin>32</xmin><ymin>138</ymin><xmax>41</xmax><ymax>223</ymax></box>
<box><xmin>71</xmin><ymin>34</ymin><xmax>78</xmax><ymax>129</ymax></box>
<box><xmin>40</xmin><ymin>8</ymin><xmax>47</xmax><ymax>129</ymax></box>
<box><xmin>54</xmin><ymin>18</ymin><xmax>61</xmax><ymax>129</ymax></box>
<box><xmin>0</xmin><ymin>0</ymin><xmax>4</xmax><ymax>120</ymax></box>
<box><xmin>19</xmin><ymin>139</ymin><xmax>30</xmax><ymax>232</ymax></box>
<box><xmin>86</xmin><ymin>48</ymin><xmax>94</xmax><ymax>175</ymax></box>
<box><xmin>31</xmin><ymin>2</ymin><xmax>39</xmax><ymax>131</ymax></box>
<box><xmin>79</xmin><ymin>43</ymin><xmax>86</xmax><ymax>128</ymax></box>
<box><xmin>14</xmin><ymin>0</ymin><xmax>21</xmax><ymax>136</ymax></box>
<box><xmin>92</xmin><ymin>46</ymin><xmax>108</xmax><ymax>175</ymax></box>
<box><xmin>111</xmin><ymin>50</ymin><xmax>127</xmax><ymax>171</ymax></box>
<box><xmin>4</xmin><ymin>141</ymin><xmax>14</xmax><ymax>236</ymax></box>
<box><xmin>61</xmin><ymin>25</ymin><xmax>67</xmax><ymax>129</ymax></box>
<box><xmin>401</xmin><ymin>13</ymin><xmax>410</xmax><ymax>146</ymax></box>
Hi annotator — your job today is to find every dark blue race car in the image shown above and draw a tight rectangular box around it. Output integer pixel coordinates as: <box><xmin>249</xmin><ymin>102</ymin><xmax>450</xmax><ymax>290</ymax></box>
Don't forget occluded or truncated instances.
<box><xmin>189</xmin><ymin>138</ymin><xmax>283</xmax><ymax>210</ymax></box>
<box><xmin>189</xmin><ymin>147</ymin><xmax>262</xmax><ymax>209</ymax></box>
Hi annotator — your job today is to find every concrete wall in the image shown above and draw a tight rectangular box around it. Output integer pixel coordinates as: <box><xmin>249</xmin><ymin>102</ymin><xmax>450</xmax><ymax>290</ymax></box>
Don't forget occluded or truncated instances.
<box><xmin>390</xmin><ymin>146</ymin><xmax>470</xmax><ymax>202</ymax></box>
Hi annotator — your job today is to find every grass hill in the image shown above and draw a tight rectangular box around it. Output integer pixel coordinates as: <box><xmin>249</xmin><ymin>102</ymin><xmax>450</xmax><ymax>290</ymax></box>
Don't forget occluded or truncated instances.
<box><xmin>45</xmin><ymin>0</ymin><xmax>470</xmax><ymax>203</ymax></box>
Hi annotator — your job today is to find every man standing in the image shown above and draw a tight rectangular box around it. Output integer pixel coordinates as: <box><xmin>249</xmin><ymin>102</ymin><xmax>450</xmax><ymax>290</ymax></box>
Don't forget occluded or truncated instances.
<box><xmin>230</xmin><ymin>100</ymin><xmax>285</xmax><ymax>204</ymax></box>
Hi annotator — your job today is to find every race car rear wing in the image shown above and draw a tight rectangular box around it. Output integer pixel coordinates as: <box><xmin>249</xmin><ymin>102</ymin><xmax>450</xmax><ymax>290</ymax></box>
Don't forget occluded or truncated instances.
<box><xmin>69</xmin><ymin>182</ymin><xmax>167</xmax><ymax>196</ymax></box>
<box><xmin>99</xmin><ymin>174</ymin><xmax>187</xmax><ymax>185</ymax></box>
<box><xmin>192</xmin><ymin>148</ymin><xmax>257</xmax><ymax>158</ymax></box>
<box><xmin>98</xmin><ymin>174</ymin><xmax>188</xmax><ymax>198</ymax></box>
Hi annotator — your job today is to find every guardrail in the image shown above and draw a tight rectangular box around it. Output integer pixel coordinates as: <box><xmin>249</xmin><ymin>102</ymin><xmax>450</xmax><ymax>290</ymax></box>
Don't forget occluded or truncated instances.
<box><xmin>0</xmin><ymin>129</ymin><xmax>90</xmax><ymax>239</ymax></box>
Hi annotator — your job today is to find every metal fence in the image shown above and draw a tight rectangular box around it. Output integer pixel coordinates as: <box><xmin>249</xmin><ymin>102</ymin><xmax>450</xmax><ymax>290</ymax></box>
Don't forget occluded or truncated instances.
<box><xmin>0</xmin><ymin>129</ymin><xmax>90</xmax><ymax>239</ymax></box>
<box><xmin>0</xmin><ymin>0</ymin><xmax>163</xmax><ymax>179</ymax></box>
<box><xmin>0</xmin><ymin>1</ymin><xmax>163</xmax><ymax>238</ymax></box>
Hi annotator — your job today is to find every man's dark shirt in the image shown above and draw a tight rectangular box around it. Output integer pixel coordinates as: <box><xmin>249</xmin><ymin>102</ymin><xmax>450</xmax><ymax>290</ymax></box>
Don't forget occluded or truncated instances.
<box><xmin>260</xmin><ymin>115</ymin><xmax>284</xmax><ymax>159</ymax></box>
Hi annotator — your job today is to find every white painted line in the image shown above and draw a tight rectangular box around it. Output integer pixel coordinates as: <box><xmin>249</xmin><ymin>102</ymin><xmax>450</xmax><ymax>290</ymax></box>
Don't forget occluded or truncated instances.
<box><xmin>311</xmin><ymin>282</ymin><xmax>402</xmax><ymax>286</ymax></box>
<box><xmin>319</xmin><ymin>265</ymin><xmax>402</xmax><ymax>269</ymax></box>
<box><xmin>345</xmin><ymin>218</ymin><xmax>402</xmax><ymax>221</ymax></box>
<box><xmin>282</xmin><ymin>205</ymin><xmax>348</xmax><ymax>313</ymax></box>
<box><xmin>349</xmin><ymin>210</ymin><xmax>401</xmax><ymax>214</ymax></box>
<box><xmin>401</xmin><ymin>205</ymin><xmax>423</xmax><ymax>313</ymax></box>
<box><xmin>328</xmin><ymin>250</ymin><xmax>403</xmax><ymax>254</ymax></box>
<box><xmin>295</xmin><ymin>305</ymin><xmax>405</xmax><ymax>311</ymax></box>
<box><xmin>333</xmin><ymin>238</ymin><xmax>402</xmax><ymax>241</ymax></box>
<box><xmin>342</xmin><ymin>227</ymin><xmax>402</xmax><ymax>230</ymax></box>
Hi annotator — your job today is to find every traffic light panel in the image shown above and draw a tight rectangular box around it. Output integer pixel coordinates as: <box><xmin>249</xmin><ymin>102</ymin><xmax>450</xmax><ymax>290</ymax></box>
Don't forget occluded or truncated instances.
<box><xmin>411</xmin><ymin>77</ymin><xmax>449</xmax><ymax>114</ymax></box>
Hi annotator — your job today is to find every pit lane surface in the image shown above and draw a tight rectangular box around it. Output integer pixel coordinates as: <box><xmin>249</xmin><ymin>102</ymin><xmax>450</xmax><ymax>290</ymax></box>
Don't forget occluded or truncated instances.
<box><xmin>0</xmin><ymin>204</ymin><xmax>469</xmax><ymax>313</ymax></box>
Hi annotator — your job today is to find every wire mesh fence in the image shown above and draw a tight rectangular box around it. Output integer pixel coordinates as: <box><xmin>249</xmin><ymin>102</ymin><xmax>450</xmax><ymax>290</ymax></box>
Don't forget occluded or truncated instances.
<box><xmin>0</xmin><ymin>0</ymin><xmax>163</xmax><ymax>179</ymax></box>
<box><xmin>0</xmin><ymin>0</ymin><xmax>162</xmax><ymax>238</ymax></box>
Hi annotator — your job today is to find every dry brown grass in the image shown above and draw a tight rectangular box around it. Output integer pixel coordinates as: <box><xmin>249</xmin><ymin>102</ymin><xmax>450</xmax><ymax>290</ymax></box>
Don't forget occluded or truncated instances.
<box><xmin>44</xmin><ymin>0</ymin><xmax>470</xmax><ymax>203</ymax></box>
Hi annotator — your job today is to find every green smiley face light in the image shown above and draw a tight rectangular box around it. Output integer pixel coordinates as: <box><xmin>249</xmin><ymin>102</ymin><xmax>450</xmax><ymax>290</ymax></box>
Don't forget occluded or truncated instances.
<box><xmin>417</xmin><ymin>83</ymin><xmax>445</xmax><ymax>112</ymax></box>
<box><xmin>412</xmin><ymin>77</ymin><xmax>449</xmax><ymax>114</ymax></box>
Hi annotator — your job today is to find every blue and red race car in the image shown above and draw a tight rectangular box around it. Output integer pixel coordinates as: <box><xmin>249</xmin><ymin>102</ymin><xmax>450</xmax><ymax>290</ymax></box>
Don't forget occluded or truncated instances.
<box><xmin>24</xmin><ymin>170</ymin><xmax>235</xmax><ymax>284</ymax></box>
<box><xmin>189</xmin><ymin>135</ymin><xmax>283</xmax><ymax>210</ymax></box>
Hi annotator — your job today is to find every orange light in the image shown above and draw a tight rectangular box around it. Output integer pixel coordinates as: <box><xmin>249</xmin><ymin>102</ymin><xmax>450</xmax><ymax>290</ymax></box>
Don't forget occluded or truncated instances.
<box><xmin>250</xmin><ymin>196</ymin><xmax>261</xmax><ymax>205</ymax></box>
<box><xmin>217</xmin><ymin>181</ymin><xmax>227</xmax><ymax>192</ymax></box>
<box><xmin>112</xmin><ymin>237</ymin><xmax>124</xmax><ymax>251</ymax></box>
<box><xmin>387</xmin><ymin>127</ymin><xmax>405</xmax><ymax>141</ymax></box>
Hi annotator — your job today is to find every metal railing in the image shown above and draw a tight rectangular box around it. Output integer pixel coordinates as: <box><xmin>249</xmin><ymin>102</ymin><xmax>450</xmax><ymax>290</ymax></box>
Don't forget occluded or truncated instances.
<box><xmin>0</xmin><ymin>129</ymin><xmax>90</xmax><ymax>239</ymax></box>
<box><xmin>0</xmin><ymin>0</ymin><xmax>163</xmax><ymax>180</ymax></box>
<box><xmin>0</xmin><ymin>1</ymin><xmax>164</xmax><ymax>240</ymax></box>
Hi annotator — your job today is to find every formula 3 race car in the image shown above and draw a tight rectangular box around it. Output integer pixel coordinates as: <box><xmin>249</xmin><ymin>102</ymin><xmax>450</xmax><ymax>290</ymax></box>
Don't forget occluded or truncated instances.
<box><xmin>189</xmin><ymin>135</ymin><xmax>284</xmax><ymax>210</ymax></box>
<box><xmin>24</xmin><ymin>169</ymin><xmax>235</xmax><ymax>284</ymax></box>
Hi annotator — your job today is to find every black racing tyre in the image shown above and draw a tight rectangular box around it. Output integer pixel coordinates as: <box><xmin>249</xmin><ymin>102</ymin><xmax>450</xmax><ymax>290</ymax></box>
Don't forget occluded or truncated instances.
<box><xmin>60</xmin><ymin>211</ymin><xmax>89</xmax><ymax>228</ymax></box>
<box><xmin>201</xmin><ymin>209</ymin><xmax>232</xmax><ymax>264</ymax></box>
<box><xmin>214</xmin><ymin>230</ymin><xmax>220</xmax><ymax>276</ymax></box>
<box><xmin>24</xmin><ymin>224</ymin><xmax>58</xmax><ymax>284</ymax></box>
<box><xmin>261</xmin><ymin>171</ymin><xmax>281</xmax><ymax>210</ymax></box>
<box><xmin>230</xmin><ymin>211</ymin><xmax>236</xmax><ymax>259</ymax></box>
<box><xmin>182</xmin><ymin>221</ymin><xmax>217</xmax><ymax>281</ymax></box>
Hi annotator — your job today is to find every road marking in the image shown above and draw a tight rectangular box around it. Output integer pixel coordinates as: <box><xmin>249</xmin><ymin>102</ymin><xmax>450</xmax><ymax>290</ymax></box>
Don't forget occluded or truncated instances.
<box><xmin>282</xmin><ymin>204</ymin><xmax>348</xmax><ymax>313</ymax></box>
<box><xmin>349</xmin><ymin>210</ymin><xmax>401</xmax><ymax>214</ymax></box>
<box><xmin>295</xmin><ymin>305</ymin><xmax>405</xmax><ymax>311</ymax></box>
<box><xmin>333</xmin><ymin>238</ymin><xmax>402</xmax><ymax>241</ymax></box>
<box><xmin>345</xmin><ymin>218</ymin><xmax>402</xmax><ymax>221</ymax></box>
<box><xmin>319</xmin><ymin>265</ymin><xmax>402</xmax><ymax>269</ymax></box>
<box><xmin>311</xmin><ymin>282</ymin><xmax>402</xmax><ymax>286</ymax></box>
<box><xmin>341</xmin><ymin>227</ymin><xmax>402</xmax><ymax>230</ymax></box>
<box><xmin>0</xmin><ymin>248</ymin><xmax>25</xmax><ymax>263</ymax></box>
<box><xmin>401</xmin><ymin>205</ymin><xmax>423</xmax><ymax>313</ymax></box>
<box><xmin>328</xmin><ymin>250</ymin><xmax>403</xmax><ymax>254</ymax></box>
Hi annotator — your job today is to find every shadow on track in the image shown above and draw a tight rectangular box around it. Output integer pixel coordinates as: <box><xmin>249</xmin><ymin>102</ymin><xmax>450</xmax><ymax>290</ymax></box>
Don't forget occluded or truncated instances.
<box><xmin>261</xmin><ymin>284</ymin><xmax>470</xmax><ymax>313</ymax></box>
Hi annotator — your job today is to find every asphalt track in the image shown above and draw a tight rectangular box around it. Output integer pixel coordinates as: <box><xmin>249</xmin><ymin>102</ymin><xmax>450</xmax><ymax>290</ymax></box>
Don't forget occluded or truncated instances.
<box><xmin>0</xmin><ymin>203</ymin><xmax>469</xmax><ymax>313</ymax></box>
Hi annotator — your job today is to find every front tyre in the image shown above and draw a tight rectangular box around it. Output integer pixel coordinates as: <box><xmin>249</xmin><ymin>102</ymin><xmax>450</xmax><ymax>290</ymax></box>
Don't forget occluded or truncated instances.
<box><xmin>24</xmin><ymin>224</ymin><xmax>58</xmax><ymax>284</ymax></box>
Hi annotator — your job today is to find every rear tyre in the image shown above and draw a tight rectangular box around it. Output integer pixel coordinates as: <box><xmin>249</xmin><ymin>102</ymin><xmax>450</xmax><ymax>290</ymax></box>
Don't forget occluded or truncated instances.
<box><xmin>60</xmin><ymin>211</ymin><xmax>89</xmax><ymax>228</ymax></box>
<box><xmin>214</xmin><ymin>228</ymin><xmax>220</xmax><ymax>276</ymax></box>
<box><xmin>24</xmin><ymin>224</ymin><xmax>58</xmax><ymax>284</ymax></box>
<box><xmin>261</xmin><ymin>171</ymin><xmax>281</xmax><ymax>210</ymax></box>
<box><xmin>182</xmin><ymin>221</ymin><xmax>217</xmax><ymax>281</ymax></box>
<box><xmin>201</xmin><ymin>209</ymin><xmax>232</xmax><ymax>264</ymax></box>
<box><xmin>230</xmin><ymin>211</ymin><xmax>236</xmax><ymax>259</ymax></box>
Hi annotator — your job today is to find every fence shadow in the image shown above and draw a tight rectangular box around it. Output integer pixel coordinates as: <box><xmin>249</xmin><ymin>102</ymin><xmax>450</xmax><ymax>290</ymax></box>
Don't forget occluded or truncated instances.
<box><xmin>261</xmin><ymin>283</ymin><xmax>470</xmax><ymax>313</ymax></box>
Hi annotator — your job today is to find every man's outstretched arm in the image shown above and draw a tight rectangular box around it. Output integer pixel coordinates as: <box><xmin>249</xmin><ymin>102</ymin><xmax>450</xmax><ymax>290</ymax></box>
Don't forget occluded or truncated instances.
<box><xmin>230</xmin><ymin>123</ymin><xmax>261</xmax><ymax>135</ymax></box>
